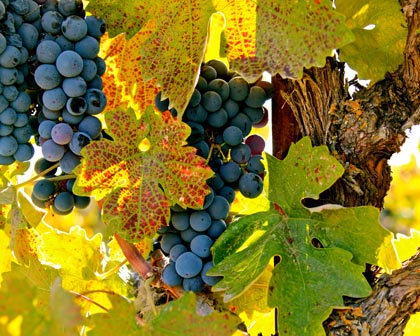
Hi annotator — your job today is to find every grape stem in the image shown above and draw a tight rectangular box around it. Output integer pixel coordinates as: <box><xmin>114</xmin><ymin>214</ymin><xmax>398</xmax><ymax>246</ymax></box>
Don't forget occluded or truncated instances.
<box><xmin>114</xmin><ymin>233</ymin><xmax>154</xmax><ymax>280</ymax></box>
<box><xmin>12</xmin><ymin>162</ymin><xmax>60</xmax><ymax>189</ymax></box>
<box><xmin>69</xmin><ymin>290</ymin><xmax>109</xmax><ymax>312</ymax></box>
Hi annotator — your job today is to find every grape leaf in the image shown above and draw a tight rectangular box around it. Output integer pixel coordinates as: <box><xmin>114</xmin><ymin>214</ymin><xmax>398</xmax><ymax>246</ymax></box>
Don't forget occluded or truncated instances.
<box><xmin>38</xmin><ymin>226</ymin><xmax>129</xmax><ymax>316</ymax></box>
<box><xmin>336</xmin><ymin>0</ymin><xmax>407</xmax><ymax>83</ymax></box>
<box><xmin>74</xmin><ymin>106</ymin><xmax>213</xmax><ymax>242</ymax></box>
<box><xmin>215</xmin><ymin>0</ymin><xmax>354</xmax><ymax>80</ymax></box>
<box><xmin>209</xmin><ymin>137</ymin><xmax>397</xmax><ymax>335</ymax></box>
<box><xmin>100</xmin><ymin>30</ymin><xmax>159</xmax><ymax>112</ymax></box>
<box><xmin>146</xmin><ymin>292</ymin><xmax>241</xmax><ymax>336</ymax></box>
<box><xmin>139</xmin><ymin>0</ymin><xmax>215</xmax><ymax>116</ymax></box>
<box><xmin>86</xmin><ymin>0</ymin><xmax>152</xmax><ymax>38</ymax></box>
<box><xmin>0</xmin><ymin>258</ymin><xmax>82</xmax><ymax>336</ymax></box>
<box><xmin>87</xmin><ymin>295</ymin><xmax>140</xmax><ymax>336</ymax></box>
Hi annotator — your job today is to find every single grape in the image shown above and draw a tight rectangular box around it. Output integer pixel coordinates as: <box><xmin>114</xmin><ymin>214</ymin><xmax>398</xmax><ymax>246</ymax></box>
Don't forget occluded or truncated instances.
<box><xmin>62</xmin><ymin>76</ymin><xmax>87</xmax><ymax>97</ymax></box>
<box><xmin>87</xmin><ymin>74</ymin><xmax>103</xmax><ymax>90</ymax></box>
<box><xmin>223</xmin><ymin>98</ymin><xmax>240</xmax><ymax>119</ymax></box>
<box><xmin>175</xmin><ymin>251</ymin><xmax>202</xmax><ymax>278</ymax></box>
<box><xmin>183</xmin><ymin>275</ymin><xmax>205</xmax><ymax>292</ymax></box>
<box><xmin>201</xmin><ymin>91</ymin><xmax>222</xmax><ymax>112</ymax></box>
<box><xmin>22</xmin><ymin>0</ymin><xmax>41</xmax><ymax>22</ymax></box>
<box><xmin>13</xmin><ymin>143</ymin><xmax>34</xmax><ymax>161</ymax></box>
<box><xmin>206</xmin><ymin>219</ymin><xmax>227</xmax><ymax>239</ymax></box>
<box><xmin>190</xmin><ymin>234</ymin><xmax>213</xmax><ymax>258</ymax></box>
<box><xmin>61</xmin><ymin>15</ymin><xmax>87</xmax><ymax>41</ymax></box>
<box><xmin>42</xmin><ymin>87</ymin><xmax>67</xmax><ymax>110</ymax></box>
<box><xmin>203</xmin><ymin>188</ymin><xmax>215</xmax><ymax>209</ymax></box>
<box><xmin>17</xmin><ymin>23</ymin><xmax>39</xmax><ymax>50</ymax></box>
<box><xmin>0</xmin><ymin>33</ymin><xmax>6</xmax><ymax>54</ymax></box>
<box><xmin>74</xmin><ymin>195</ymin><xmax>90</xmax><ymax>209</ymax></box>
<box><xmin>162</xmin><ymin>262</ymin><xmax>182</xmax><ymax>287</ymax></box>
<box><xmin>94</xmin><ymin>57</ymin><xmax>106</xmax><ymax>76</ymax></box>
<box><xmin>58</xmin><ymin>0</ymin><xmax>84</xmax><ymax>16</ymax></box>
<box><xmin>201</xmin><ymin>261</ymin><xmax>222</xmax><ymax>286</ymax></box>
<box><xmin>189</xmin><ymin>211</ymin><xmax>212</xmax><ymax>232</ymax></box>
<box><xmin>0</xmin><ymin>95</ymin><xmax>8</xmax><ymax>112</ymax></box>
<box><xmin>252</xmin><ymin>106</ymin><xmax>269</xmax><ymax>128</ymax></box>
<box><xmin>33</xmin><ymin>179</ymin><xmax>55</xmax><ymax>201</ymax></box>
<box><xmin>3</xmin><ymin>85</ymin><xmax>19</xmax><ymax>101</ymax></box>
<box><xmin>188</xmin><ymin>89</ymin><xmax>201</xmax><ymax>108</ymax></box>
<box><xmin>85</xmin><ymin>15</ymin><xmax>106</xmax><ymax>38</ymax></box>
<box><xmin>41</xmin><ymin>10</ymin><xmax>63</xmax><ymax>34</ymax></box>
<box><xmin>69</xmin><ymin>131</ymin><xmax>91</xmax><ymax>155</ymax></box>
<box><xmin>217</xmin><ymin>186</ymin><xmax>236</xmax><ymax>203</ymax></box>
<box><xmin>0</xmin><ymin>154</ymin><xmax>14</xmax><ymax>165</ymax></box>
<box><xmin>245</xmin><ymin>134</ymin><xmax>265</xmax><ymax>155</ymax></box>
<box><xmin>171</xmin><ymin>211</ymin><xmax>190</xmax><ymax>231</ymax></box>
<box><xmin>207</xmin><ymin>195</ymin><xmax>230</xmax><ymax>220</ymax></box>
<box><xmin>0</xmin><ymin>124</ymin><xmax>13</xmax><ymax>136</ymax></box>
<box><xmin>195</xmin><ymin>76</ymin><xmax>207</xmax><ymax>92</ymax></box>
<box><xmin>154</xmin><ymin>91</ymin><xmax>169</xmax><ymax>112</ymax></box>
<box><xmin>0</xmin><ymin>67</ymin><xmax>18</xmax><ymax>85</ymax></box>
<box><xmin>244</xmin><ymin>106</ymin><xmax>264</xmax><ymax>124</ymax></box>
<box><xmin>55</xmin><ymin>35</ymin><xmax>75</xmax><ymax>51</ymax></box>
<box><xmin>41</xmin><ymin>106</ymin><xmax>61</xmax><ymax>121</ymax></box>
<box><xmin>247</xmin><ymin>155</ymin><xmax>265</xmax><ymax>174</ymax></box>
<box><xmin>80</xmin><ymin>59</ymin><xmax>97</xmax><ymax>82</ymax></box>
<box><xmin>222</xmin><ymin>125</ymin><xmax>243</xmax><ymax>146</ymax></box>
<box><xmin>245</xmin><ymin>85</ymin><xmax>267</xmax><ymax>108</ymax></box>
<box><xmin>206</xmin><ymin>59</ymin><xmax>228</xmax><ymax>79</ymax></box>
<box><xmin>14</xmin><ymin>113</ymin><xmax>29</xmax><ymax>127</ymax></box>
<box><xmin>38</xmin><ymin>121</ymin><xmax>56</xmax><ymax>140</ymax></box>
<box><xmin>51</xmin><ymin>122</ymin><xmax>73</xmax><ymax>145</ymax></box>
<box><xmin>78</xmin><ymin>115</ymin><xmax>102</xmax><ymax>139</ymax></box>
<box><xmin>207</xmin><ymin>172</ymin><xmax>224</xmax><ymax>191</ymax></box>
<box><xmin>34</xmin><ymin>64</ymin><xmax>62</xmax><ymax>90</ymax></box>
<box><xmin>66</xmin><ymin>179</ymin><xmax>76</xmax><ymax>192</ymax></box>
<box><xmin>31</xmin><ymin>192</ymin><xmax>47</xmax><ymax>208</ymax></box>
<box><xmin>206</xmin><ymin>107</ymin><xmax>228</xmax><ymax>128</ymax></box>
<box><xmin>238</xmin><ymin>172</ymin><xmax>264</xmax><ymax>198</ymax></box>
<box><xmin>42</xmin><ymin>139</ymin><xmax>65</xmax><ymax>161</ymax></box>
<box><xmin>0</xmin><ymin>46</ymin><xmax>21</xmax><ymax>68</ymax></box>
<box><xmin>13</xmin><ymin>124</ymin><xmax>33</xmax><ymax>143</ymax></box>
<box><xmin>184</xmin><ymin>104</ymin><xmax>207</xmax><ymax>123</ymax></box>
<box><xmin>0</xmin><ymin>107</ymin><xmax>17</xmax><ymax>125</ymax></box>
<box><xmin>200</xmin><ymin>64</ymin><xmax>217</xmax><ymax>82</ymax></box>
<box><xmin>36</xmin><ymin>40</ymin><xmax>61</xmax><ymax>63</ymax></box>
<box><xmin>85</xmin><ymin>88</ymin><xmax>106</xmax><ymax>114</ymax></box>
<box><xmin>54</xmin><ymin>191</ymin><xmax>75</xmax><ymax>213</ymax></box>
<box><xmin>228</xmin><ymin>76</ymin><xmax>249</xmax><ymax>101</ymax></box>
<box><xmin>10</xmin><ymin>92</ymin><xmax>31</xmax><ymax>112</ymax></box>
<box><xmin>66</xmin><ymin>96</ymin><xmax>87</xmax><ymax>116</ymax></box>
<box><xmin>180</xmin><ymin>227</ymin><xmax>200</xmax><ymax>243</ymax></box>
<box><xmin>229</xmin><ymin>113</ymin><xmax>252</xmax><ymax>137</ymax></box>
<box><xmin>62</xmin><ymin>107</ymin><xmax>85</xmax><ymax>124</ymax></box>
<box><xmin>231</xmin><ymin>143</ymin><xmax>252</xmax><ymax>164</ymax></box>
<box><xmin>75</xmin><ymin>36</ymin><xmax>99</xmax><ymax>59</ymax></box>
<box><xmin>34</xmin><ymin>157</ymin><xmax>57</xmax><ymax>176</ymax></box>
<box><xmin>56</xmin><ymin>50</ymin><xmax>83</xmax><ymax>77</ymax></box>
<box><xmin>219</xmin><ymin>161</ymin><xmax>242</xmax><ymax>183</ymax></box>
<box><xmin>0</xmin><ymin>136</ymin><xmax>18</xmax><ymax>156</ymax></box>
<box><xmin>169</xmin><ymin>244</ymin><xmax>187</xmax><ymax>262</ymax></box>
<box><xmin>160</xmin><ymin>233</ymin><xmax>183</xmax><ymax>254</ymax></box>
<box><xmin>208</xmin><ymin>78</ymin><xmax>230</xmax><ymax>101</ymax></box>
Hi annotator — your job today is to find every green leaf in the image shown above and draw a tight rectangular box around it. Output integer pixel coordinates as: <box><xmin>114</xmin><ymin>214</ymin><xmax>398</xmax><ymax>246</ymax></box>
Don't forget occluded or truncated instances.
<box><xmin>210</xmin><ymin>137</ymin><xmax>396</xmax><ymax>335</ymax></box>
<box><xmin>336</xmin><ymin>0</ymin><xmax>407</xmax><ymax>83</ymax></box>
<box><xmin>0</xmin><ymin>258</ymin><xmax>82</xmax><ymax>336</ymax></box>
<box><xmin>217</xmin><ymin>0</ymin><xmax>354</xmax><ymax>80</ymax></box>
<box><xmin>87</xmin><ymin>295</ymin><xmax>140</xmax><ymax>336</ymax></box>
<box><xmin>73</xmin><ymin>107</ymin><xmax>213</xmax><ymax>242</ymax></box>
<box><xmin>147</xmin><ymin>292</ymin><xmax>241</xmax><ymax>336</ymax></box>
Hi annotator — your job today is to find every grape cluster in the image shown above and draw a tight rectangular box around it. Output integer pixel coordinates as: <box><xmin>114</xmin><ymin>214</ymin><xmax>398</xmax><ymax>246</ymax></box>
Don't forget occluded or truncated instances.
<box><xmin>22</xmin><ymin>0</ymin><xmax>107</xmax><ymax>214</ymax></box>
<box><xmin>156</xmin><ymin>60</ymin><xmax>272</xmax><ymax>292</ymax></box>
<box><xmin>0</xmin><ymin>0</ymin><xmax>41</xmax><ymax>165</ymax></box>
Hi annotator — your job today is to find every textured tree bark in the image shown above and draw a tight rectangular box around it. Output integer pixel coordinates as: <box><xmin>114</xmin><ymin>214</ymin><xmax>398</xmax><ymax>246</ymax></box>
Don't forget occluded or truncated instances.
<box><xmin>271</xmin><ymin>1</ymin><xmax>420</xmax><ymax>334</ymax></box>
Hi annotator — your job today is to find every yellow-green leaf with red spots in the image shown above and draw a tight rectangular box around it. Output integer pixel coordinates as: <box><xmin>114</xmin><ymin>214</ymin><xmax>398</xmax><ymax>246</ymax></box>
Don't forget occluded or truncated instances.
<box><xmin>100</xmin><ymin>27</ymin><xmax>159</xmax><ymax>112</ymax></box>
<box><xmin>216</xmin><ymin>0</ymin><xmax>354</xmax><ymax>80</ymax></box>
<box><xmin>73</xmin><ymin>106</ymin><xmax>213</xmax><ymax>242</ymax></box>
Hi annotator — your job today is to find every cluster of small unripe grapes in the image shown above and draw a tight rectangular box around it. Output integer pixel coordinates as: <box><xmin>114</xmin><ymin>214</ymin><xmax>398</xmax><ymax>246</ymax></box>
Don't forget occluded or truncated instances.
<box><xmin>0</xmin><ymin>0</ymin><xmax>107</xmax><ymax>214</ymax></box>
<box><xmin>155</xmin><ymin>60</ymin><xmax>271</xmax><ymax>292</ymax></box>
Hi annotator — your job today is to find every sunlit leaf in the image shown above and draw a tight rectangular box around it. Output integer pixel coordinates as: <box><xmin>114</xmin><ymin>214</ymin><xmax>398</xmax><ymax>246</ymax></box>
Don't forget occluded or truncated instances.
<box><xmin>210</xmin><ymin>137</ymin><xmax>397</xmax><ymax>335</ymax></box>
<box><xmin>100</xmin><ymin>29</ymin><xmax>159</xmax><ymax>112</ymax></box>
<box><xmin>336</xmin><ymin>0</ymin><xmax>407</xmax><ymax>83</ymax></box>
<box><xmin>74</xmin><ymin>107</ymin><xmax>213</xmax><ymax>241</ymax></box>
<box><xmin>216</xmin><ymin>0</ymin><xmax>354</xmax><ymax>80</ymax></box>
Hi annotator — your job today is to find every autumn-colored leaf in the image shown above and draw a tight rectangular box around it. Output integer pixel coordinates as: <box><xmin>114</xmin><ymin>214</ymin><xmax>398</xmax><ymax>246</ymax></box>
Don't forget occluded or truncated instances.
<box><xmin>100</xmin><ymin>29</ymin><xmax>159</xmax><ymax>112</ymax></box>
<box><xmin>216</xmin><ymin>0</ymin><xmax>354</xmax><ymax>80</ymax></box>
<box><xmin>74</xmin><ymin>106</ymin><xmax>213</xmax><ymax>241</ymax></box>
<box><xmin>139</xmin><ymin>0</ymin><xmax>215</xmax><ymax>116</ymax></box>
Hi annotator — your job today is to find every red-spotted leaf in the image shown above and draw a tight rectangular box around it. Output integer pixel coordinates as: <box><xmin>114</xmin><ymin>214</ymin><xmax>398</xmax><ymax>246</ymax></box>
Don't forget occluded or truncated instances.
<box><xmin>139</xmin><ymin>0</ymin><xmax>215</xmax><ymax>116</ymax></box>
<box><xmin>73</xmin><ymin>106</ymin><xmax>213</xmax><ymax>242</ymax></box>
<box><xmin>217</xmin><ymin>0</ymin><xmax>354</xmax><ymax>80</ymax></box>
<box><xmin>100</xmin><ymin>29</ymin><xmax>159</xmax><ymax>112</ymax></box>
